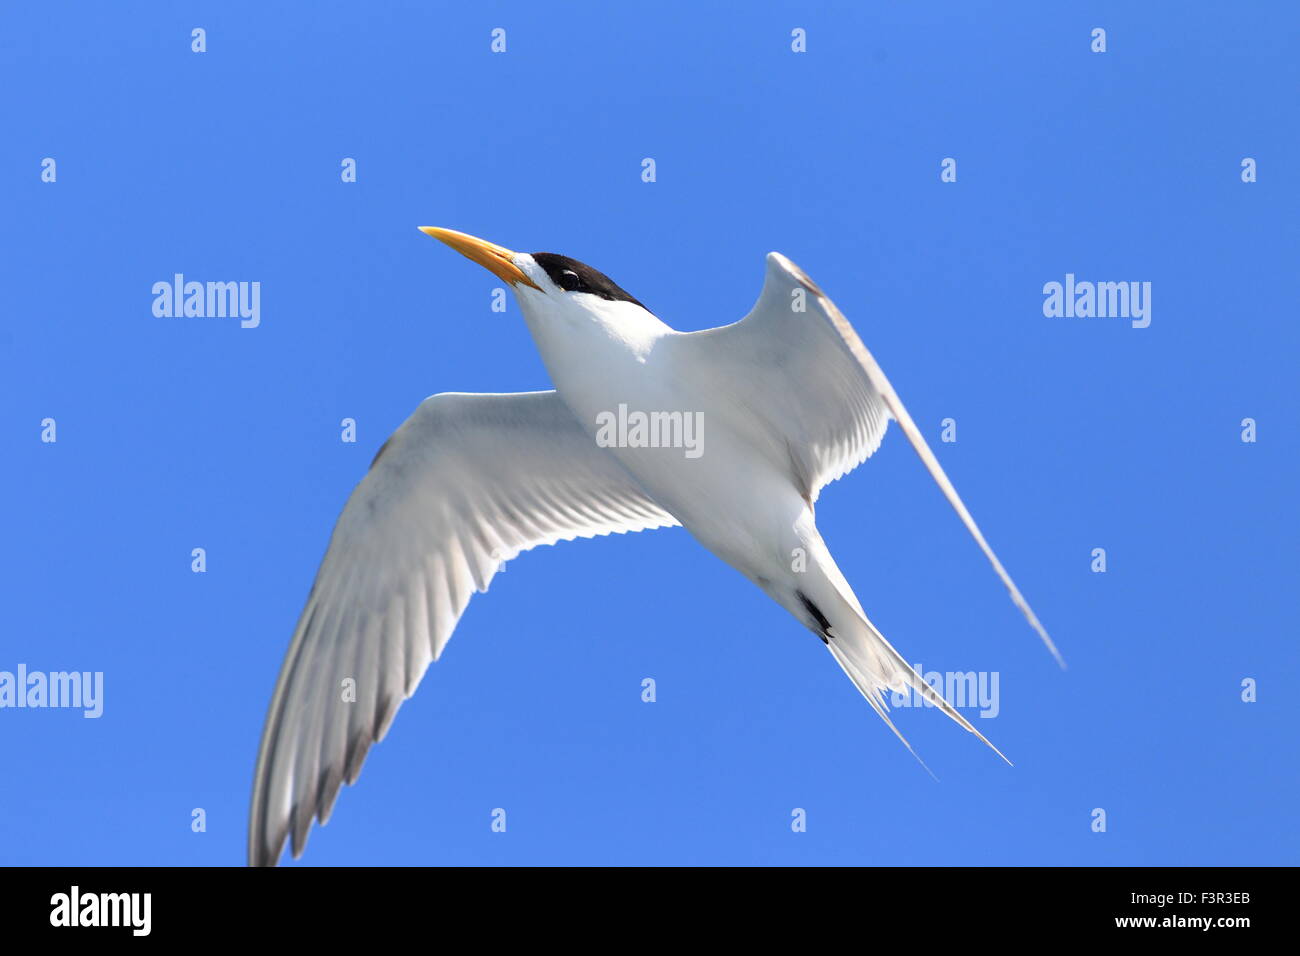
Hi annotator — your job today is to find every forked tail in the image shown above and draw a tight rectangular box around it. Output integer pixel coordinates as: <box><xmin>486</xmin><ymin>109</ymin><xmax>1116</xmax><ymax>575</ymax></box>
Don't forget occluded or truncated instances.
<box><xmin>795</xmin><ymin>571</ymin><xmax>1011</xmax><ymax>771</ymax></box>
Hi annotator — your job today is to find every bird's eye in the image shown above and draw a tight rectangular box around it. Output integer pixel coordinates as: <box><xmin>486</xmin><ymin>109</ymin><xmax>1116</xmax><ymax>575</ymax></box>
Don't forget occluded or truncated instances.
<box><xmin>558</xmin><ymin>270</ymin><xmax>583</xmax><ymax>292</ymax></box>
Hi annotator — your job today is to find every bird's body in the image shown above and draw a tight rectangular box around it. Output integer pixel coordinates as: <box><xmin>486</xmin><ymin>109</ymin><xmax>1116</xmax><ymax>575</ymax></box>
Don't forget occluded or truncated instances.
<box><xmin>527</xmin><ymin>302</ymin><xmax>782</xmax><ymax>574</ymax></box>
<box><xmin>248</xmin><ymin>230</ymin><xmax>1059</xmax><ymax>865</ymax></box>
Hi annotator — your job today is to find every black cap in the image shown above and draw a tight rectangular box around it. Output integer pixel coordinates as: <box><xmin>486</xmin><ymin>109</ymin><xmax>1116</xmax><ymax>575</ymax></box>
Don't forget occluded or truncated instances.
<box><xmin>531</xmin><ymin>252</ymin><xmax>647</xmax><ymax>310</ymax></box>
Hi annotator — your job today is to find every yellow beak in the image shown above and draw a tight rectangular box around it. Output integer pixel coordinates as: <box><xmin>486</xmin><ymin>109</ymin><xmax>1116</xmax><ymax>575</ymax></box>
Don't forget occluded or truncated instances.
<box><xmin>419</xmin><ymin>226</ymin><xmax>541</xmax><ymax>290</ymax></box>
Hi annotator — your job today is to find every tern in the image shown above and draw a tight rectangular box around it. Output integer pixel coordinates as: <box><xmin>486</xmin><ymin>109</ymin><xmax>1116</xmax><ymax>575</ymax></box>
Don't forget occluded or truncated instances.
<box><xmin>248</xmin><ymin>228</ymin><xmax>1061</xmax><ymax>866</ymax></box>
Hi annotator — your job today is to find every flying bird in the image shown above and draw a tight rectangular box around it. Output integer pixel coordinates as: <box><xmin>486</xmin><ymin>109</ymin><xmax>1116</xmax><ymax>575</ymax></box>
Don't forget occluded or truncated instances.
<box><xmin>248</xmin><ymin>228</ymin><xmax>1061</xmax><ymax>866</ymax></box>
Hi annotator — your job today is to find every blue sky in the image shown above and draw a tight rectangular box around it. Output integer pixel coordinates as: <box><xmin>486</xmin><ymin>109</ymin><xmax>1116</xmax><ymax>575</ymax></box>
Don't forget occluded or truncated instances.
<box><xmin>2</xmin><ymin>1</ymin><xmax>1296</xmax><ymax>866</ymax></box>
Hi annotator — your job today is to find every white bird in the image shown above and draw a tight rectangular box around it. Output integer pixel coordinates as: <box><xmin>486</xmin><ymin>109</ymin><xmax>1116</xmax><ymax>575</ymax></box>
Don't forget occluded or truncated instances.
<box><xmin>248</xmin><ymin>227</ymin><xmax>1061</xmax><ymax>866</ymax></box>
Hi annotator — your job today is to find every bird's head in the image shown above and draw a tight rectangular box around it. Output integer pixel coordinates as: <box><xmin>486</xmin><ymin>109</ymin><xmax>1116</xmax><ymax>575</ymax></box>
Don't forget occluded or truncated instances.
<box><xmin>419</xmin><ymin>227</ymin><xmax>651</xmax><ymax>330</ymax></box>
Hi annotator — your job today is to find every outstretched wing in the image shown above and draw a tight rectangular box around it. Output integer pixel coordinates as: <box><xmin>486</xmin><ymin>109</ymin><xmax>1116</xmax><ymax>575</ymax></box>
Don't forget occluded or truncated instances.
<box><xmin>691</xmin><ymin>252</ymin><xmax>1061</xmax><ymax>666</ymax></box>
<box><xmin>249</xmin><ymin>390</ymin><xmax>678</xmax><ymax>866</ymax></box>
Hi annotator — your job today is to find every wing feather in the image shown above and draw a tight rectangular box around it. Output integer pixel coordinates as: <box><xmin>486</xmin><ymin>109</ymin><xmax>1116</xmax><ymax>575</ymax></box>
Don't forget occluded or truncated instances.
<box><xmin>696</xmin><ymin>253</ymin><xmax>1061</xmax><ymax>665</ymax></box>
<box><xmin>248</xmin><ymin>390</ymin><xmax>678</xmax><ymax>865</ymax></box>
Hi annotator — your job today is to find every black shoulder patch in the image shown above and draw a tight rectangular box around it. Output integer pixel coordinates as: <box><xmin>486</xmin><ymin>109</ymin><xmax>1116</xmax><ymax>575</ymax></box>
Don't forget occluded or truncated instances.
<box><xmin>532</xmin><ymin>252</ymin><xmax>647</xmax><ymax>310</ymax></box>
<box><xmin>796</xmin><ymin>590</ymin><xmax>833</xmax><ymax>644</ymax></box>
